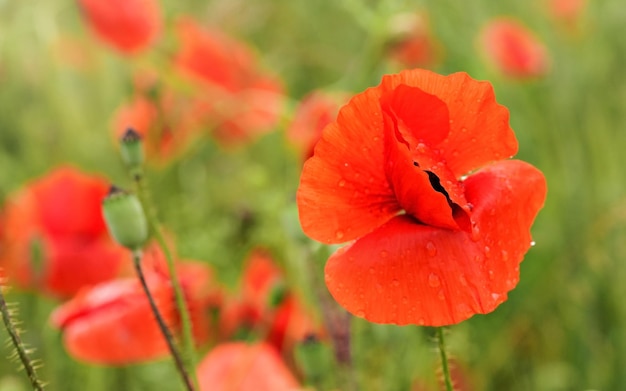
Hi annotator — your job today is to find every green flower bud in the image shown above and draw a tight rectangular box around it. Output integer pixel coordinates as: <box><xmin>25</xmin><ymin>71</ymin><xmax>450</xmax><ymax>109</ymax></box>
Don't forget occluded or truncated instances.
<box><xmin>120</xmin><ymin>128</ymin><xmax>144</xmax><ymax>173</ymax></box>
<box><xmin>102</xmin><ymin>186</ymin><xmax>148</xmax><ymax>251</ymax></box>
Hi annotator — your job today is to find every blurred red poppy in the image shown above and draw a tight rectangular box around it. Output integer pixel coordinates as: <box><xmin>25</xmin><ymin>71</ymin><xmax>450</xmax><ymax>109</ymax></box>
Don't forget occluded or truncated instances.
<box><xmin>50</xmin><ymin>257</ymin><xmax>218</xmax><ymax>364</ymax></box>
<box><xmin>220</xmin><ymin>250</ymin><xmax>319</xmax><ymax>351</ymax></box>
<box><xmin>297</xmin><ymin>69</ymin><xmax>547</xmax><ymax>326</ymax></box>
<box><xmin>288</xmin><ymin>91</ymin><xmax>347</xmax><ymax>162</ymax></box>
<box><xmin>0</xmin><ymin>167</ymin><xmax>127</xmax><ymax>298</ymax></box>
<box><xmin>549</xmin><ymin>0</ymin><xmax>586</xmax><ymax>30</ymax></box>
<box><xmin>113</xmin><ymin>73</ymin><xmax>204</xmax><ymax>163</ymax></box>
<box><xmin>196</xmin><ymin>342</ymin><xmax>300</xmax><ymax>391</ymax></box>
<box><xmin>480</xmin><ymin>18</ymin><xmax>549</xmax><ymax>78</ymax></box>
<box><xmin>174</xmin><ymin>18</ymin><xmax>284</xmax><ymax>146</ymax></box>
<box><xmin>78</xmin><ymin>0</ymin><xmax>161</xmax><ymax>54</ymax></box>
<box><xmin>386</xmin><ymin>13</ymin><xmax>440</xmax><ymax>68</ymax></box>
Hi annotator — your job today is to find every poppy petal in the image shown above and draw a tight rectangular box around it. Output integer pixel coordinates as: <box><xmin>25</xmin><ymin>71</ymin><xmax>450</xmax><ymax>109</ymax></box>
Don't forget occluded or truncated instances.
<box><xmin>196</xmin><ymin>342</ymin><xmax>299</xmax><ymax>391</ymax></box>
<box><xmin>324</xmin><ymin>160</ymin><xmax>546</xmax><ymax>326</ymax></box>
<box><xmin>297</xmin><ymin>89</ymin><xmax>400</xmax><ymax>244</ymax></box>
<box><xmin>382</xmin><ymin>70</ymin><xmax>518</xmax><ymax>177</ymax></box>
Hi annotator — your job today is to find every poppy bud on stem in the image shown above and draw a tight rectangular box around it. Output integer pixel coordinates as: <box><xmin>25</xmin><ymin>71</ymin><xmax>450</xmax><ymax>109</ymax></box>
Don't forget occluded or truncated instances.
<box><xmin>120</xmin><ymin>128</ymin><xmax>145</xmax><ymax>179</ymax></box>
<box><xmin>102</xmin><ymin>186</ymin><xmax>148</xmax><ymax>251</ymax></box>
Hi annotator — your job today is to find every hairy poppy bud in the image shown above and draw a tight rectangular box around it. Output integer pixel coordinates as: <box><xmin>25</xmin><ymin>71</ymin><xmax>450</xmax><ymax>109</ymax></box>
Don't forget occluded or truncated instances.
<box><xmin>120</xmin><ymin>128</ymin><xmax>144</xmax><ymax>174</ymax></box>
<box><xmin>102</xmin><ymin>186</ymin><xmax>148</xmax><ymax>251</ymax></box>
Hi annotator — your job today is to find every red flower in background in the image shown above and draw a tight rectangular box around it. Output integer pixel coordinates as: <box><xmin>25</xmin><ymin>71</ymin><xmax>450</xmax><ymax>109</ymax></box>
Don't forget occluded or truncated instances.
<box><xmin>220</xmin><ymin>250</ymin><xmax>319</xmax><ymax>351</ymax></box>
<box><xmin>297</xmin><ymin>69</ymin><xmax>547</xmax><ymax>326</ymax></box>
<box><xmin>78</xmin><ymin>0</ymin><xmax>161</xmax><ymax>54</ymax></box>
<box><xmin>196</xmin><ymin>342</ymin><xmax>300</xmax><ymax>391</ymax></box>
<box><xmin>480</xmin><ymin>18</ymin><xmax>549</xmax><ymax>78</ymax></box>
<box><xmin>0</xmin><ymin>167</ymin><xmax>127</xmax><ymax>297</ymax></box>
<box><xmin>549</xmin><ymin>0</ymin><xmax>586</xmax><ymax>31</ymax></box>
<box><xmin>113</xmin><ymin>72</ymin><xmax>204</xmax><ymax>162</ymax></box>
<box><xmin>386</xmin><ymin>12</ymin><xmax>440</xmax><ymax>68</ymax></box>
<box><xmin>50</xmin><ymin>254</ymin><xmax>219</xmax><ymax>364</ymax></box>
<box><xmin>288</xmin><ymin>91</ymin><xmax>347</xmax><ymax>162</ymax></box>
<box><xmin>174</xmin><ymin>18</ymin><xmax>284</xmax><ymax>146</ymax></box>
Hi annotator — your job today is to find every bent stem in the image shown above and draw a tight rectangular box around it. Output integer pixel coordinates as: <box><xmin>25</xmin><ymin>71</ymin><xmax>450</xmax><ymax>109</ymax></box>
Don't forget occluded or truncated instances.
<box><xmin>132</xmin><ymin>250</ymin><xmax>195</xmax><ymax>391</ymax></box>
<box><xmin>131</xmin><ymin>170</ymin><xmax>199</xmax><ymax>389</ymax></box>
<box><xmin>0</xmin><ymin>288</ymin><xmax>45</xmax><ymax>390</ymax></box>
<box><xmin>436</xmin><ymin>327</ymin><xmax>454</xmax><ymax>391</ymax></box>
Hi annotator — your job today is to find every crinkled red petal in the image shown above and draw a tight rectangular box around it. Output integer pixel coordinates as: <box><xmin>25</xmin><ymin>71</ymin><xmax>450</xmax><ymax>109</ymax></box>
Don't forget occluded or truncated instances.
<box><xmin>297</xmin><ymin>88</ymin><xmax>400</xmax><ymax>244</ymax></box>
<box><xmin>325</xmin><ymin>160</ymin><xmax>546</xmax><ymax>326</ymax></box>
<box><xmin>381</xmin><ymin>70</ymin><xmax>518</xmax><ymax>178</ymax></box>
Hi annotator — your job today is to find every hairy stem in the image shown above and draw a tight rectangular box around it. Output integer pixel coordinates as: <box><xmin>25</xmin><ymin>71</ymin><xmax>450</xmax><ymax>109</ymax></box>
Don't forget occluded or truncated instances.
<box><xmin>132</xmin><ymin>170</ymin><xmax>199</xmax><ymax>389</ymax></box>
<box><xmin>0</xmin><ymin>287</ymin><xmax>45</xmax><ymax>390</ymax></box>
<box><xmin>132</xmin><ymin>251</ymin><xmax>195</xmax><ymax>391</ymax></box>
<box><xmin>436</xmin><ymin>327</ymin><xmax>454</xmax><ymax>391</ymax></box>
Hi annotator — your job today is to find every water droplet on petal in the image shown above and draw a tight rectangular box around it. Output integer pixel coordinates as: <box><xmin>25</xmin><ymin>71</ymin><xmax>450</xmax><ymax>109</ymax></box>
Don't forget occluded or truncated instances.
<box><xmin>488</xmin><ymin>270</ymin><xmax>494</xmax><ymax>280</ymax></box>
<box><xmin>530</xmin><ymin>240</ymin><xmax>536</xmax><ymax>247</ymax></box>
<box><xmin>418</xmin><ymin>318</ymin><xmax>426</xmax><ymax>325</ymax></box>
<box><xmin>336</xmin><ymin>231</ymin><xmax>345</xmax><ymax>240</ymax></box>
<box><xmin>402</xmin><ymin>297</ymin><xmax>409</xmax><ymax>305</ymax></box>
<box><xmin>356</xmin><ymin>309</ymin><xmax>365</xmax><ymax>317</ymax></box>
<box><xmin>501</xmin><ymin>250</ymin><xmax>509</xmax><ymax>261</ymax></box>
<box><xmin>456</xmin><ymin>303</ymin><xmax>472</xmax><ymax>317</ymax></box>
<box><xmin>459</xmin><ymin>274</ymin><xmax>468</xmax><ymax>286</ymax></box>
<box><xmin>379</xmin><ymin>250</ymin><xmax>388</xmax><ymax>259</ymax></box>
<box><xmin>491</xmin><ymin>293</ymin><xmax>501</xmax><ymax>301</ymax></box>
<box><xmin>426</xmin><ymin>241</ymin><xmax>437</xmax><ymax>256</ymax></box>
<box><xmin>338</xmin><ymin>179</ymin><xmax>346</xmax><ymax>187</ymax></box>
<box><xmin>438</xmin><ymin>290</ymin><xmax>446</xmax><ymax>300</ymax></box>
<box><xmin>484</xmin><ymin>246</ymin><xmax>491</xmax><ymax>258</ymax></box>
<box><xmin>428</xmin><ymin>273</ymin><xmax>441</xmax><ymax>288</ymax></box>
<box><xmin>391</xmin><ymin>279</ymin><xmax>400</xmax><ymax>287</ymax></box>
<box><xmin>368</xmin><ymin>267</ymin><xmax>375</xmax><ymax>275</ymax></box>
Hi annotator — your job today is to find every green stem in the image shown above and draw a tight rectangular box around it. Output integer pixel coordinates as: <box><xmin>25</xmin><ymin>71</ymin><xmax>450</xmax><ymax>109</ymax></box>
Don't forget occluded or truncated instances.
<box><xmin>132</xmin><ymin>171</ymin><xmax>199</xmax><ymax>389</ymax></box>
<box><xmin>131</xmin><ymin>251</ymin><xmax>195</xmax><ymax>391</ymax></box>
<box><xmin>436</xmin><ymin>327</ymin><xmax>454</xmax><ymax>391</ymax></box>
<box><xmin>0</xmin><ymin>288</ymin><xmax>45</xmax><ymax>390</ymax></box>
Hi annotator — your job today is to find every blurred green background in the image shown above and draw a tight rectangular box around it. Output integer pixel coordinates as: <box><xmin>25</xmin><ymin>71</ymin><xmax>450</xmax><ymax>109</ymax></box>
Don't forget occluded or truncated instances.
<box><xmin>1</xmin><ymin>0</ymin><xmax>626</xmax><ymax>390</ymax></box>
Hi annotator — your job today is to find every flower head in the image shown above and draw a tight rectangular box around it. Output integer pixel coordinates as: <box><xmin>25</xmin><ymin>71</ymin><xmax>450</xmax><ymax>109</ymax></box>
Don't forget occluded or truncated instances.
<box><xmin>0</xmin><ymin>167</ymin><xmax>127</xmax><ymax>297</ymax></box>
<box><xmin>174</xmin><ymin>18</ymin><xmax>284</xmax><ymax>146</ymax></box>
<box><xmin>297</xmin><ymin>69</ymin><xmax>546</xmax><ymax>326</ymax></box>
<box><xmin>385</xmin><ymin>12</ymin><xmax>440</xmax><ymax>68</ymax></box>
<box><xmin>480</xmin><ymin>18</ymin><xmax>550</xmax><ymax>78</ymax></box>
<box><xmin>50</xmin><ymin>256</ymin><xmax>218</xmax><ymax>364</ymax></box>
<box><xmin>78</xmin><ymin>0</ymin><xmax>161</xmax><ymax>54</ymax></box>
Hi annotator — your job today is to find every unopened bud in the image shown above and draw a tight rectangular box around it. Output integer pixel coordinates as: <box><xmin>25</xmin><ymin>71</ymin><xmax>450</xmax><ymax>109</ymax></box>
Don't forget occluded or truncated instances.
<box><xmin>102</xmin><ymin>186</ymin><xmax>148</xmax><ymax>251</ymax></box>
<box><xmin>120</xmin><ymin>128</ymin><xmax>144</xmax><ymax>173</ymax></box>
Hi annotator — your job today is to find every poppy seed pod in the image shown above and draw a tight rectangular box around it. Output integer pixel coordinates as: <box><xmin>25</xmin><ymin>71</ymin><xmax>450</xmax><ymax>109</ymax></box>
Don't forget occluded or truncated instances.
<box><xmin>120</xmin><ymin>128</ymin><xmax>145</xmax><ymax>172</ymax></box>
<box><xmin>102</xmin><ymin>186</ymin><xmax>148</xmax><ymax>251</ymax></box>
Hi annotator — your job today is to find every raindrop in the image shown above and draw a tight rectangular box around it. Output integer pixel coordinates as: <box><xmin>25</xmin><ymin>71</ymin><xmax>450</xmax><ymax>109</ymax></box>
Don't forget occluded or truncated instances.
<box><xmin>418</xmin><ymin>318</ymin><xmax>426</xmax><ymax>325</ymax></box>
<box><xmin>460</xmin><ymin>127</ymin><xmax>468</xmax><ymax>133</ymax></box>
<box><xmin>491</xmin><ymin>293</ymin><xmax>501</xmax><ymax>301</ymax></box>
<box><xmin>344</xmin><ymin>163</ymin><xmax>349</xmax><ymax>167</ymax></box>
<box><xmin>501</xmin><ymin>250</ymin><xmax>509</xmax><ymax>261</ymax></box>
<box><xmin>379</xmin><ymin>250</ymin><xmax>388</xmax><ymax>259</ymax></box>
<box><xmin>336</xmin><ymin>230</ymin><xmax>345</xmax><ymax>240</ymax></box>
<box><xmin>456</xmin><ymin>303</ymin><xmax>471</xmax><ymax>316</ymax></box>
<box><xmin>391</xmin><ymin>279</ymin><xmax>400</xmax><ymax>287</ymax></box>
<box><xmin>484</xmin><ymin>246</ymin><xmax>491</xmax><ymax>258</ymax></box>
<box><xmin>356</xmin><ymin>310</ymin><xmax>365</xmax><ymax>318</ymax></box>
<box><xmin>338</xmin><ymin>179</ymin><xmax>346</xmax><ymax>187</ymax></box>
<box><xmin>402</xmin><ymin>297</ymin><xmax>409</xmax><ymax>305</ymax></box>
<box><xmin>426</xmin><ymin>241</ymin><xmax>437</xmax><ymax>257</ymax></box>
<box><xmin>438</xmin><ymin>290</ymin><xmax>446</xmax><ymax>300</ymax></box>
<box><xmin>459</xmin><ymin>274</ymin><xmax>468</xmax><ymax>286</ymax></box>
<box><xmin>488</xmin><ymin>270</ymin><xmax>494</xmax><ymax>280</ymax></box>
<box><xmin>428</xmin><ymin>273</ymin><xmax>441</xmax><ymax>288</ymax></box>
<box><xmin>530</xmin><ymin>240</ymin><xmax>536</xmax><ymax>247</ymax></box>
<box><xmin>368</xmin><ymin>267</ymin><xmax>375</xmax><ymax>275</ymax></box>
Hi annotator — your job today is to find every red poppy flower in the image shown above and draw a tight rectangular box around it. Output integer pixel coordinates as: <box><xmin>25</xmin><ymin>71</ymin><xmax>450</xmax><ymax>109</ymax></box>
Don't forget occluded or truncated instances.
<box><xmin>220</xmin><ymin>250</ymin><xmax>319</xmax><ymax>351</ymax></box>
<box><xmin>548</xmin><ymin>0</ymin><xmax>586</xmax><ymax>30</ymax></box>
<box><xmin>50</xmin><ymin>258</ymin><xmax>218</xmax><ymax>364</ymax></box>
<box><xmin>196</xmin><ymin>342</ymin><xmax>300</xmax><ymax>391</ymax></box>
<box><xmin>78</xmin><ymin>0</ymin><xmax>161</xmax><ymax>54</ymax></box>
<box><xmin>288</xmin><ymin>91</ymin><xmax>347</xmax><ymax>162</ymax></box>
<box><xmin>174</xmin><ymin>18</ymin><xmax>284</xmax><ymax>146</ymax></box>
<box><xmin>297</xmin><ymin>69</ymin><xmax>547</xmax><ymax>326</ymax></box>
<box><xmin>0</xmin><ymin>167</ymin><xmax>127</xmax><ymax>298</ymax></box>
<box><xmin>386</xmin><ymin>13</ymin><xmax>440</xmax><ymax>68</ymax></box>
<box><xmin>480</xmin><ymin>18</ymin><xmax>550</xmax><ymax>78</ymax></box>
<box><xmin>112</xmin><ymin>74</ymin><xmax>204</xmax><ymax>163</ymax></box>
